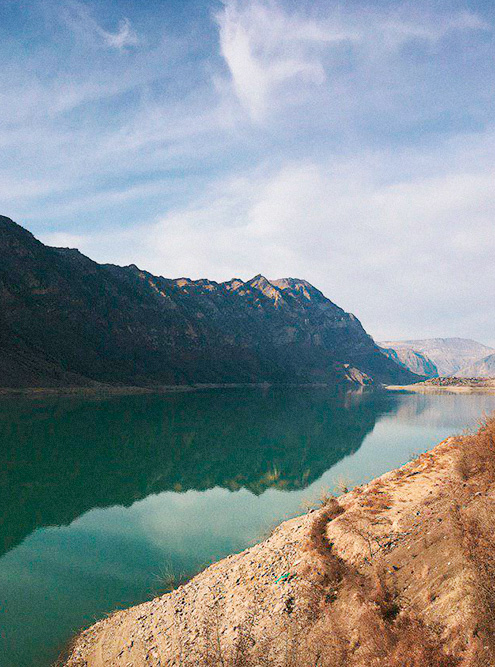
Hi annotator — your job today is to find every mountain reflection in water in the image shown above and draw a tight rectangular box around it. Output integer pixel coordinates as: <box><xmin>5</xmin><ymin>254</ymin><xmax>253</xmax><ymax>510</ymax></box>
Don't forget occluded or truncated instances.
<box><xmin>2</xmin><ymin>388</ymin><xmax>495</xmax><ymax>667</ymax></box>
<box><xmin>0</xmin><ymin>388</ymin><xmax>393</xmax><ymax>557</ymax></box>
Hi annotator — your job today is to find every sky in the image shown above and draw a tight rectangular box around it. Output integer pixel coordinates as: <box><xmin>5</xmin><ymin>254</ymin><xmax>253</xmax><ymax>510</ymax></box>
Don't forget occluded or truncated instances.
<box><xmin>1</xmin><ymin>0</ymin><xmax>495</xmax><ymax>344</ymax></box>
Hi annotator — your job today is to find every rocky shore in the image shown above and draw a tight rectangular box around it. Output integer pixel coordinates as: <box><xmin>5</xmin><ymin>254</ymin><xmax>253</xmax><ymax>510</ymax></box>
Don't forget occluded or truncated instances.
<box><xmin>64</xmin><ymin>417</ymin><xmax>495</xmax><ymax>666</ymax></box>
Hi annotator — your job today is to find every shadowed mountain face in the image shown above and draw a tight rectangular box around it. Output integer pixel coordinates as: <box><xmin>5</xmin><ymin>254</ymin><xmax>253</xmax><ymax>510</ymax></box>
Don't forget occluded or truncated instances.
<box><xmin>379</xmin><ymin>346</ymin><xmax>438</xmax><ymax>378</ymax></box>
<box><xmin>379</xmin><ymin>338</ymin><xmax>495</xmax><ymax>377</ymax></box>
<box><xmin>0</xmin><ymin>389</ymin><xmax>396</xmax><ymax>558</ymax></box>
<box><xmin>0</xmin><ymin>215</ymin><xmax>416</xmax><ymax>388</ymax></box>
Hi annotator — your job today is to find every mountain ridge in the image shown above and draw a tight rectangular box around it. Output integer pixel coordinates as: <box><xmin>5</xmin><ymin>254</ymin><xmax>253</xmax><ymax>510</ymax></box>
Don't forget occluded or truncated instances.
<box><xmin>0</xmin><ymin>215</ymin><xmax>418</xmax><ymax>388</ymax></box>
<box><xmin>379</xmin><ymin>337</ymin><xmax>495</xmax><ymax>376</ymax></box>
<box><xmin>379</xmin><ymin>346</ymin><xmax>438</xmax><ymax>378</ymax></box>
<box><xmin>457</xmin><ymin>352</ymin><xmax>495</xmax><ymax>378</ymax></box>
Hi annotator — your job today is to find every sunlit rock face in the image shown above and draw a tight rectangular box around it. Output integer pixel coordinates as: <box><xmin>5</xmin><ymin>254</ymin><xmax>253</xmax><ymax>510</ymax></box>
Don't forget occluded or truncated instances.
<box><xmin>379</xmin><ymin>346</ymin><xmax>439</xmax><ymax>378</ymax></box>
<box><xmin>457</xmin><ymin>353</ymin><xmax>495</xmax><ymax>378</ymax></box>
<box><xmin>379</xmin><ymin>338</ymin><xmax>495</xmax><ymax>377</ymax></box>
<box><xmin>0</xmin><ymin>215</ymin><xmax>418</xmax><ymax>388</ymax></box>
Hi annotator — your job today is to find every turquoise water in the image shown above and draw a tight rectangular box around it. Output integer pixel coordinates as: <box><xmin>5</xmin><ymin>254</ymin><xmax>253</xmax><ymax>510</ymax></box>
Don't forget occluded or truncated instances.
<box><xmin>1</xmin><ymin>388</ymin><xmax>495</xmax><ymax>666</ymax></box>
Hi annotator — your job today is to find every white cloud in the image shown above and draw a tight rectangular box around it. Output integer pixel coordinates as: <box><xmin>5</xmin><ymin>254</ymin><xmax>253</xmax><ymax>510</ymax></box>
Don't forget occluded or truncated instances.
<box><xmin>216</xmin><ymin>1</ymin><xmax>341</xmax><ymax>120</ymax></box>
<box><xmin>61</xmin><ymin>1</ymin><xmax>138</xmax><ymax>50</ymax></box>
<box><xmin>48</xmin><ymin>129</ymin><xmax>495</xmax><ymax>344</ymax></box>
<box><xmin>216</xmin><ymin>1</ymin><xmax>489</xmax><ymax>121</ymax></box>
<box><xmin>102</xmin><ymin>17</ymin><xmax>138</xmax><ymax>49</ymax></box>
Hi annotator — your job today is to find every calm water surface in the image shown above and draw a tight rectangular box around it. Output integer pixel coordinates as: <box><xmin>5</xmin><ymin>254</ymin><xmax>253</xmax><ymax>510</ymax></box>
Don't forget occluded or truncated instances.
<box><xmin>1</xmin><ymin>388</ymin><xmax>495</xmax><ymax>666</ymax></box>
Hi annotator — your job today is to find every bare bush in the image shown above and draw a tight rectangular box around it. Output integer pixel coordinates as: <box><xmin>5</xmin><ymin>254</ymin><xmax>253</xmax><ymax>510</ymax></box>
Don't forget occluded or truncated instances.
<box><xmin>455</xmin><ymin>417</ymin><xmax>495</xmax><ymax>488</ymax></box>
<box><xmin>451</xmin><ymin>499</ymin><xmax>495</xmax><ymax>664</ymax></box>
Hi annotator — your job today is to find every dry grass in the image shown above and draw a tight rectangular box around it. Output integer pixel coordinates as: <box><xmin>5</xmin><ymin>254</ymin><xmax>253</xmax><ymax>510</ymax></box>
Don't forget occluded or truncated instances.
<box><xmin>306</xmin><ymin>498</ymin><xmax>344</xmax><ymax>559</ymax></box>
<box><xmin>357</xmin><ymin>481</ymin><xmax>392</xmax><ymax>514</ymax></box>
<box><xmin>451</xmin><ymin>497</ymin><xmax>495</xmax><ymax>665</ymax></box>
<box><xmin>357</xmin><ymin>608</ymin><xmax>460</xmax><ymax>667</ymax></box>
<box><xmin>455</xmin><ymin>416</ymin><xmax>495</xmax><ymax>488</ymax></box>
<box><xmin>450</xmin><ymin>416</ymin><xmax>495</xmax><ymax>665</ymax></box>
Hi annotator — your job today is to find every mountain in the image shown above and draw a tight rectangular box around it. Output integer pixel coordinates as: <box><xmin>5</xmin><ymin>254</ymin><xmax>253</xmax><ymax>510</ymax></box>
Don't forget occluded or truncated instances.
<box><xmin>379</xmin><ymin>346</ymin><xmax>438</xmax><ymax>378</ymax></box>
<box><xmin>378</xmin><ymin>338</ymin><xmax>495</xmax><ymax>376</ymax></box>
<box><xmin>0</xmin><ymin>215</ymin><xmax>417</xmax><ymax>388</ymax></box>
<box><xmin>457</xmin><ymin>353</ymin><xmax>495</xmax><ymax>378</ymax></box>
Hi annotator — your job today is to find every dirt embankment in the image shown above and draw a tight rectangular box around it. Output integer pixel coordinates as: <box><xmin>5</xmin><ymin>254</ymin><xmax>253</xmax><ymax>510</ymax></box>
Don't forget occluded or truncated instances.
<box><xmin>65</xmin><ymin>419</ymin><xmax>495</xmax><ymax>666</ymax></box>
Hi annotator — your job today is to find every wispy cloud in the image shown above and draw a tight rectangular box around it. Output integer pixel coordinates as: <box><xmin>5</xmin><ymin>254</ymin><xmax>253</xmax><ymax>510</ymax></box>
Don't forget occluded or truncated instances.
<box><xmin>378</xmin><ymin>10</ymin><xmax>488</xmax><ymax>43</ymax></box>
<box><xmin>216</xmin><ymin>1</ymin><xmax>350</xmax><ymax>120</ymax></box>
<box><xmin>102</xmin><ymin>17</ymin><xmax>138</xmax><ymax>49</ymax></box>
<box><xmin>216</xmin><ymin>0</ymin><xmax>489</xmax><ymax>121</ymax></box>
<box><xmin>45</xmin><ymin>127</ymin><xmax>495</xmax><ymax>342</ymax></box>
<box><xmin>60</xmin><ymin>0</ymin><xmax>138</xmax><ymax>50</ymax></box>
<box><xmin>3</xmin><ymin>0</ymin><xmax>495</xmax><ymax>343</ymax></box>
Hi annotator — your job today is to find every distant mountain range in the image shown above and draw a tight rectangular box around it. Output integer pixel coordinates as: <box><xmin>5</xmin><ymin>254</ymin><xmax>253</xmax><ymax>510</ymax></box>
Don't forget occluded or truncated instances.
<box><xmin>456</xmin><ymin>353</ymin><xmax>495</xmax><ymax>378</ymax></box>
<box><xmin>379</xmin><ymin>346</ymin><xmax>439</xmax><ymax>378</ymax></box>
<box><xmin>0</xmin><ymin>215</ymin><xmax>417</xmax><ymax>389</ymax></box>
<box><xmin>379</xmin><ymin>338</ymin><xmax>495</xmax><ymax>377</ymax></box>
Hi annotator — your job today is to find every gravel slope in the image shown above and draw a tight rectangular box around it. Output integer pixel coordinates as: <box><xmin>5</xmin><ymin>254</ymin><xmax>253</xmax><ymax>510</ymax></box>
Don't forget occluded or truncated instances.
<box><xmin>64</xmin><ymin>433</ymin><xmax>490</xmax><ymax>666</ymax></box>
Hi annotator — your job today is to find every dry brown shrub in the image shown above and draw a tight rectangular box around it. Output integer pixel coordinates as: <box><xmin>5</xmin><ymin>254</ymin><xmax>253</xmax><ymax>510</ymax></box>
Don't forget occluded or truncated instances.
<box><xmin>455</xmin><ymin>416</ymin><xmax>495</xmax><ymax>487</ymax></box>
<box><xmin>307</xmin><ymin>498</ymin><xmax>344</xmax><ymax>559</ymax></box>
<box><xmin>372</xmin><ymin>613</ymin><xmax>460</xmax><ymax>667</ymax></box>
<box><xmin>301</xmin><ymin>499</ymin><xmax>459</xmax><ymax>667</ymax></box>
<box><xmin>200</xmin><ymin>594</ymin><xmax>273</xmax><ymax>667</ymax></box>
<box><xmin>293</xmin><ymin>614</ymin><xmax>351</xmax><ymax>667</ymax></box>
<box><xmin>369</xmin><ymin>568</ymin><xmax>400</xmax><ymax>621</ymax></box>
<box><xmin>451</xmin><ymin>498</ymin><xmax>495</xmax><ymax>664</ymax></box>
<box><xmin>334</xmin><ymin>475</ymin><xmax>353</xmax><ymax>495</ymax></box>
<box><xmin>338</xmin><ymin>510</ymin><xmax>393</xmax><ymax>562</ymax></box>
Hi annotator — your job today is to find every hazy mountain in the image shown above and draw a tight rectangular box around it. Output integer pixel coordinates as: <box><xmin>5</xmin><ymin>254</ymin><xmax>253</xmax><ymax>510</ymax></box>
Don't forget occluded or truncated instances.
<box><xmin>0</xmin><ymin>215</ymin><xmax>417</xmax><ymax>388</ymax></box>
<box><xmin>379</xmin><ymin>346</ymin><xmax>438</xmax><ymax>378</ymax></box>
<box><xmin>457</xmin><ymin>353</ymin><xmax>495</xmax><ymax>378</ymax></box>
<box><xmin>379</xmin><ymin>338</ymin><xmax>495</xmax><ymax>376</ymax></box>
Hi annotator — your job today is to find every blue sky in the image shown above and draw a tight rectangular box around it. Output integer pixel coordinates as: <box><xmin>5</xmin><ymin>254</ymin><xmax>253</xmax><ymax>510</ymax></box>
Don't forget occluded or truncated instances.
<box><xmin>2</xmin><ymin>0</ymin><xmax>495</xmax><ymax>343</ymax></box>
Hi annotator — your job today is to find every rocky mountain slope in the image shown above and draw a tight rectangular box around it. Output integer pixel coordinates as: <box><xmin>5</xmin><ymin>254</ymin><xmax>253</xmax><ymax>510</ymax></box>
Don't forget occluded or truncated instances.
<box><xmin>379</xmin><ymin>345</ymin><xmax>438</xmax><ymax>377</ymax></box>
<box><xmin>65</xmin><ymin>418</ymin><xmax>495</xmax><ymax>666</ymax></box>
<box><xmin>379</xmin><ymin>337</ymin><xmax>495</xmax><ymax>376</ymax></box>
<box><xmin>0</xmin><ymin>216</ymin><xmax>416</xmax><ymax>388</ymax></box>
<box><xmin>457</xmin><ymin>353</ymin><xmax>495</xmax><ymax>378</ymax></box>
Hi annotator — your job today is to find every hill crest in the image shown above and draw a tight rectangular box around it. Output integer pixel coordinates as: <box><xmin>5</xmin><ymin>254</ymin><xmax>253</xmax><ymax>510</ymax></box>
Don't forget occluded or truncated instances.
<box><xmin>0</xmin><ymin>216</ymin><xmax>418</xmax><ymax>388</ymax></box>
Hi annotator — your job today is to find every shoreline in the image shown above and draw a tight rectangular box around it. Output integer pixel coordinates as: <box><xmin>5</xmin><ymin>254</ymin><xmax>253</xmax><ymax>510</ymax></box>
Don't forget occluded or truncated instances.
<box><xmin>5</xmin><ymin>381</ymin><xmax>494</xmax><ymax>398</ymax></box>
<box><xmin>0</xmin><ymin>381</ymin><xmax>377</xmax><ymax>398</ymax></box>
<box><xmin>6</xmin><ymin>381</ymin><xmax>495</xmax><ymax>399</ymax></box>
<box><xmin>64</xmin><ymin>426</ymin><xmax>494</xmax><ymax>666</ymax></box>
<box><xmin>386</xmin><ymin>383</ymin><xmax>495</xmax><ymax>394</ymax></box>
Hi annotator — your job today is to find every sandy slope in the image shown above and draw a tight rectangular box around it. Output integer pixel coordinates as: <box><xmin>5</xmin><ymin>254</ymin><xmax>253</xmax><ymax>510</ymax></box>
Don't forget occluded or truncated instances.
<box><xmin>64</xmin><ymin>433</ymin><xmax>492</xmax><ymax>666</ymax></box>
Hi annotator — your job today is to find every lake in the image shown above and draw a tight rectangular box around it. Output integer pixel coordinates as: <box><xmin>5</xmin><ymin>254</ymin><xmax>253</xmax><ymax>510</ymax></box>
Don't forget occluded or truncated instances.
<box><xmin>1</xmin><ymin>387</ymin><xmax>495</xmax><ymax>666</ymax></box>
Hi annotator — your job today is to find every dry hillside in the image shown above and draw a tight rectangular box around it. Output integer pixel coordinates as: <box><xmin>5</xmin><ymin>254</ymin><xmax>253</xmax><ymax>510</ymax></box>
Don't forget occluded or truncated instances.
<box><xmin>64</xmin><ymin>418</ymin><xmax>495</xmax><ymax>667</ymax></box>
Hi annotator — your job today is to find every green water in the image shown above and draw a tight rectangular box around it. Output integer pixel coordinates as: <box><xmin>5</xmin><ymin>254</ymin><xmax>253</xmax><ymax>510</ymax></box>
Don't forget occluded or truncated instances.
<box><xmin>1</xmin><ymin>388</ymin><xmax>495</xmax><ymax>666</ymax></box>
